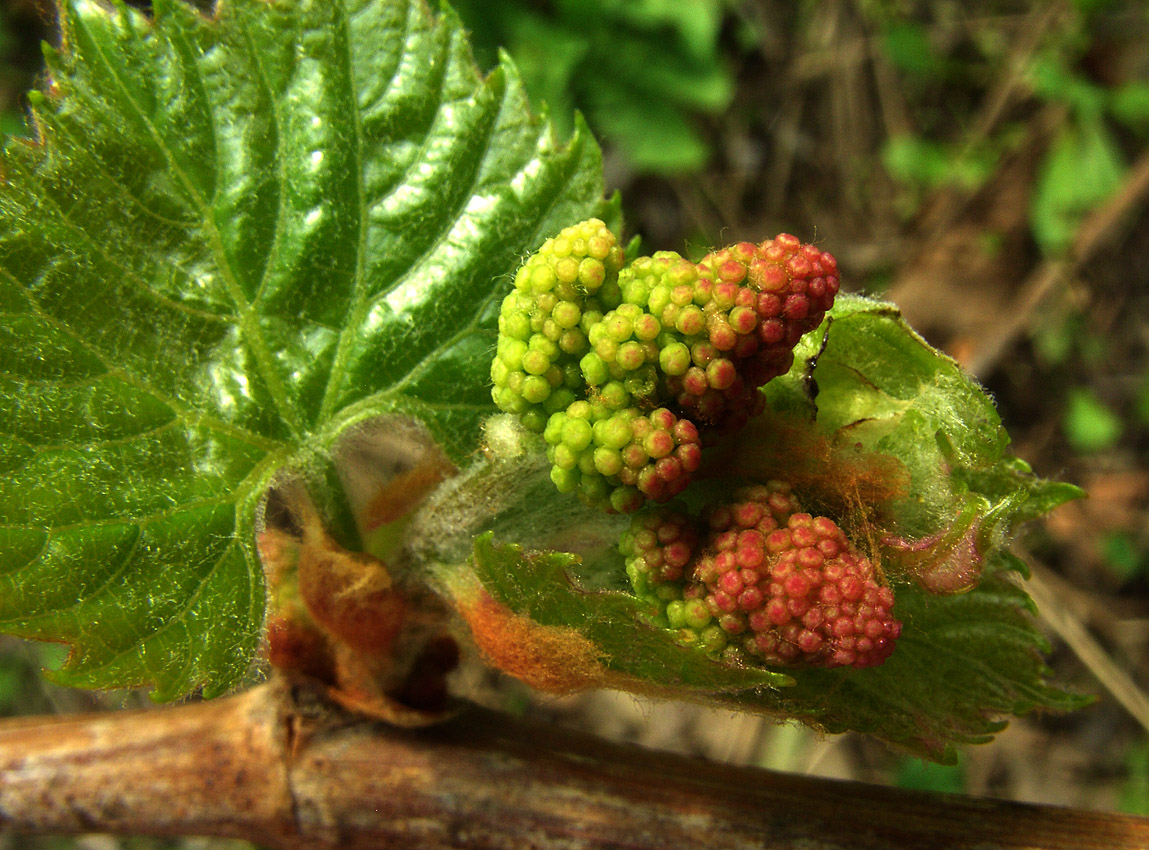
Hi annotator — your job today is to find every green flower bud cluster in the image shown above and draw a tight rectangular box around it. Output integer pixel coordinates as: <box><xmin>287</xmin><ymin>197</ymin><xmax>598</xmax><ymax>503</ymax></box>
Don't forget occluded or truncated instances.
<box><xmin>492</xmin><ymin>220</ymin><xmax>840</xmax><ymax>512</ymax></box>
<box><xmin>543</xmin><ymin>402</ymin><xmax>702</xmax><ymax>513</ymax></box>
<box><xmin>614</xmin><ymin>250</ymin><xmax>760</xmax><ymax>433</ymax></box>
<box><xmin>619</xmin><ymin>506</ymin><xmax>726</xmax><ymax>653</ymax></box>
<box><xmin>581</xmin><ymin>302</ymin><xmax>662</xmax><ymax>404</ymax></box>
<box><xmin>491</xmin><ymin>218</ymin><xmax>624</xmax><ymax>432</ymax></box>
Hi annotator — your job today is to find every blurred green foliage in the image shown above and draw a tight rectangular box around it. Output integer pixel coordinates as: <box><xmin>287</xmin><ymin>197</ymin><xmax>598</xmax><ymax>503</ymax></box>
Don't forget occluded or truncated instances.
<box><xmin>1135</xmin><ymin>375</ymin><xmax>1149</xmax><ymax>427</ymax></box>
<box><xmin>1063</xmin><ymin>387</ymin><xmax>1123</xmax><ymax>453</ymax></box>
<box><xmin>868</xmin><ymin>12</ymin><xmax>1007</xmax><ymax>214</ymax></box>
<box><xmin>0</xmin><ymin>640</ymin><xmax>67</xmax><ymax>718</ymax></box>
<box><xmin>1120</xmin><ymin>742</ymin><xmax>1149</xmax><ymax>815</ymax></box>
<box><xmin>1032</xmin><ymin>312</ymin><xmax>1109</xmax><ymax>369</ymax></box>
<box><xmin>1101</xmin><ymin>532</ymin><xmax>1149</xmax><ymax>583</ymax></box>
<box><xmin>881</xmin><ymin>19</ymin><xmax>941</xmax><ymax>78</ymax></box>
<box><xmin>0</xmin><ymin>10</ymin><xmax>14</xmax><ymax>128</ymax></box>
<box><xmin>0</xmin><ymin>4</ymin><xmax>30</xmax><ymax>140</ymax></box>
<box><xmin>1028</xmin><ymin>52</ymin><xmax>1135</xmax><ymax>255</ymax></box>
<box><xmin>882</xmin><ymin>134</ymin><xmax>1003</xmax><ymax>215</ymax></box>
<box><xmin>0</xmin><ymin>656</ymin><xmax>23</xmax><ymax>714</ymax></box>
<box><xmin>895</xmin><ymin>755</ymin><xmax>966</xmax><ymax>794</ymax></box>
<box><xmin>869</xmin><ymin>6</ymin><xmax>1149</xmax><ymax>564</ymax></box>
<box><xmin>870</xmin><ymin>4</ymin><xmax>1149</xmax><ymax>255</ymax></box>
<box><xmin>450</xmin><ymin>0</ymin><xmax>739</xmax><ymax>174</ymax></box>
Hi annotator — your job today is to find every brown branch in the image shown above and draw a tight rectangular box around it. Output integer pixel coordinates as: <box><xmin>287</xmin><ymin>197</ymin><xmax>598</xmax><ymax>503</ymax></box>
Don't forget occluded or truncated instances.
<box><xmin>1</xmin><ymin>679</ymin><xmax>1147</xmax><ymax>849</ymax></box>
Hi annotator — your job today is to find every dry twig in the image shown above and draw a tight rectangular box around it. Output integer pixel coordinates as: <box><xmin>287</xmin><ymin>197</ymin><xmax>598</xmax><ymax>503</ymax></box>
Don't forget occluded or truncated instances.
<box><xmin>1</xmin><ymin>678</ymin><xmax>1147</xmax><ymax>849</ymax></box>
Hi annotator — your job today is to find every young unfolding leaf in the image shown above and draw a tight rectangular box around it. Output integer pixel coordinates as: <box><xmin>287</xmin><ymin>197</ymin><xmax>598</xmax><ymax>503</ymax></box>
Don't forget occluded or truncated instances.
<box><xmin>448</xmin><ymin>533</ymin><xmax>791</xmax><ymax>696</ymax></box>
<box><xmin>0</xmin><ymin>0</ymin><xmax>615</xmax><ymax>699</ymax></box>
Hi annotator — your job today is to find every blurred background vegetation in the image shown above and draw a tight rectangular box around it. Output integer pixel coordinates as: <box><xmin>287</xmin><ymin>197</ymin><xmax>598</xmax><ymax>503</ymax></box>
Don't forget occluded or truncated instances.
<box><xmin>2</xmin><ymin>0</ymin><xmax>1148</xmax><ymax>844</ymax></box>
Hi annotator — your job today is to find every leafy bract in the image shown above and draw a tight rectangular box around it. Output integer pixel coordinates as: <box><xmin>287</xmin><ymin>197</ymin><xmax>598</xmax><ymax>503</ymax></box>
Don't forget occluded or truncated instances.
<box><xmin>439</xmin><ymin>296</ymin><xmax>1087</xmax><ymax>760</ymax></box>
<box><xmin>457</xmin><ymin>533</ymin><xmax>792</xmax><ymax>695</ymax></box>
<box><xmin>755</xmin><ymin>296</ymin><xmax>1084</xmax><ymax>554</ymax></box>
<box><xmin>0</xmin><ymin>0</ymin><xmax>615</xmax><ymax>698</ymax></box>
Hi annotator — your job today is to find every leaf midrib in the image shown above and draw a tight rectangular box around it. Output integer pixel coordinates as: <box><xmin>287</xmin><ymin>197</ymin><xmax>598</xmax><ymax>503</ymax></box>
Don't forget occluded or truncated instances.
<box><xmin>316</xmin><ymin>0</ymin><xmax>372</xmax><ymax>425</ymax></box>
<box><xmin>240</xmin><ymin>9</ymin><xmax>288</xmax><ymax>312</ymax></box>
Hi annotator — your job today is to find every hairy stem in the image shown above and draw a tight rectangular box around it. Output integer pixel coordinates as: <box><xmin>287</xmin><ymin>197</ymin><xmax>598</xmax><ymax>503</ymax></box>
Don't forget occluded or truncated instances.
<box><xmin>0</xmin><ymin>679</ymin><xmax>1145</xmax><ymax>850</ymax></box>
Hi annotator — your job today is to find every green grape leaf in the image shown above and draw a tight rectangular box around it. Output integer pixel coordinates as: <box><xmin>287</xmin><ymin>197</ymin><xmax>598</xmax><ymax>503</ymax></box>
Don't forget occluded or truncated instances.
<box><xmin>758</xmin><ymin>296</ymin><xmax>1083</xmax><ymax>531</ymax></box>
<box><xmin>0</xmin><ymin>0</ymin><xmax>616</xmax><ymax>699</ymax></box>
<box><xmin>457</xmin><ymin>532</ymin><xmax>1087</xmax><ymax>761</ymax></box>
<box><xmin>442</xmin><ymin>295</ymin><xmax>1086</xmax><ymax>760</ymax></box>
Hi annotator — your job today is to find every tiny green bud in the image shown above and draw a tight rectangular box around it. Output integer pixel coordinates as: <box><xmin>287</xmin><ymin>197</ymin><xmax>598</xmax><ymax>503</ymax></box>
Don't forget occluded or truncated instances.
<box><xmin>683</xmin><ymin>600</ymin><xmax>712</xmax><ymax>630</ymax></box>
<box><xmin>698</xmin><ymin>624</ymin><xmax>727</xmax><ymax>653</ymax></box>
<box><xmin>596</xmin><ymin>381</ymin><xmax>631</xmax><ymax>411</ymax></box>
<box><xmin>559</xmin><ymin>327</ymin><xmax>587</xmax><ymax>355</ymax></box>
<box><xmin>561</xmin><ymin>417</ymin><xmax>593</xmax><ymax>452</ymax></box>
<box><xmin>551</xmin><ymin>443</ymin><xmax>578</xmax><ymax>470</ymax></box>
<box><xmin>616</xmin><ymin>341</ymin><xmax>646</xmax><ymax>371</ymax></box>
<box><xmin>567</xmin><ymin>400</ymin><xmax>593</xmax><ymax>421</ymax></box>
<box><xmin>554</xmin><ymin>256</ymin><xmax>580</xmax><ymax>284</ymax></box>
<box><xmin>520</xmin><ymin>408</ymin><xmax>547</xmax><ymax>433</ymax></box>
<box><xmin>521</xmin><ymin>375</ymin><xmax>550</xmax><ymax>404</ymax></box>
<box><xmin>578</xmin><ymin>474</ymin><xmax>610</xmax><ymax>505</ymax></box>
<box><xmin>544</xmin><ymin>387</ymin><xmax>577</xmax><ymax>414</ymax></box>
<box><xmin>593</xmin><ymin>447</ymin><xmax>623</xmax><ymax>476</ymax></box>
<box><xmin>606</xmin><ymin>313</ymin><xmax>633</xmax><ymax>343</ymax></box>
<box><xmin>543</xmin><ymin>413</ymin><xmax>566</xmax><ymax>444</ymax></box>
<box><xmin>659</xmin><ymin>341</ymin><xmax>691</xmax><ymax>376</ymax></box>
<box><xmin>633</xmin><ymin>313</ymin><xmax>661</xmax><ymax>341</ymax></box>
<box><xmin>578</xmin><ymin>258</ymin><xmax>606</xmax><ymax>289</ymax></box>
<box><xmin>500</xmin><ymin>311</ymin><xmax>531</xmax><ymax>341</ymax></box>
<box><xmin>594</xmin><ymin>415</ymin><xmax>633</xmax><ymax>450</ymax></box>
<box><xmin>581</xmin><ymin>352</ymin><xmax>610</xmax><ymax>387</ymax></box>
<box><xmin>521</xmin><ymin>349</ymin><xmax>550</xmax><ymax>376</ymax></box>
<box><xmin>498</xmin><ymin>338</ymin><xmax>527</xmax><ymax>370</ymax></box>
<box><xmin>553</xmin><ymin>301</ymin><xmax>581</xmax><ymax>329</ymax></box>
<box><xmin>550</xmin><ymin>465</ymin><xmax>578</xmax><ymax>492</ymax></box>
<box><xmin>529</xmin><ymin>264</ymin><xmax>556</xmax><ymax>293</ymax></box>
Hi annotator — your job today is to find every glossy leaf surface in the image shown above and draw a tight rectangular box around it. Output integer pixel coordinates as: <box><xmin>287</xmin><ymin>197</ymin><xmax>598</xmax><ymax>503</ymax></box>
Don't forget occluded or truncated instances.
<box><xmin>0</xmin><ymin>0</ymin><xmax>614</xmax><ymax>698</ymax></box>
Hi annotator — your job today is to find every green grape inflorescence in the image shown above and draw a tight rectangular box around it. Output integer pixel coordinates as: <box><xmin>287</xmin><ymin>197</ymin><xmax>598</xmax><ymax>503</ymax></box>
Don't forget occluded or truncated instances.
<box><xmin>543</xmin><ymin>402</ymin><xmax>701</xmax><ymax>513</ymax></box>
<box><xmin>492</xmin><ymin>221</ymin><xmax>900</xmax><ymax>671</ymax></box>
<box><xmin>492</xmin><ymin>220</ymin><xmax>840</xmax><ymax>512</ymax></box>
<box><xmin>491</xmin><ymin>219</ymin><xmax>624</xmax><ymax>433</ymax></box>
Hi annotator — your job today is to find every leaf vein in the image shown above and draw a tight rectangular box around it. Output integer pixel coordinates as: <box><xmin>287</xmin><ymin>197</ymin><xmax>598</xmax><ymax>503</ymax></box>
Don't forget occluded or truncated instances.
<box><xmin>3</xmin><ymin>523</ymin><xmax>143</xmax><ymax>625</ymax></box>
<box><xmin>0</xmin><ymin>267</ymin><xmax>283</xmax><ymax>454</ymax></box>
<box><xmin>241</xmin><ymin>8</ymin><xmax>289</xmax><ymax>308</ymax></box>
<box><xmin>53</xmin><ymin>538</ymin><xmax>241</xmax><ymax>684</ymax></box>
<box><xmin>317</xmin><ymin>0</ymin><xmax>445</xmax><ymax>421</ymax></box>
<box><xmin>39</xmin><ymin>110</ymin><xmax>199</xmax><ymax>230</ymax></box>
